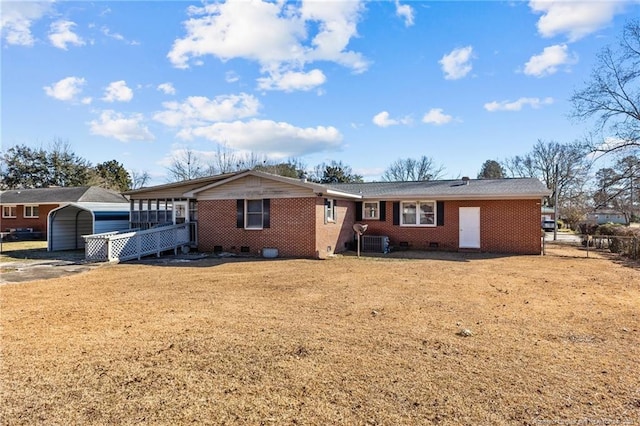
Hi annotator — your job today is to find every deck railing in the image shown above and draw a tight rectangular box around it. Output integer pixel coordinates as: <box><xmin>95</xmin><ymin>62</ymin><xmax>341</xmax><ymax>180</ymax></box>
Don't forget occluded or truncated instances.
<box><xmin>84</xmin><ymin>223</ymin><xmax>194</xmax><ymax>262</ymax></box>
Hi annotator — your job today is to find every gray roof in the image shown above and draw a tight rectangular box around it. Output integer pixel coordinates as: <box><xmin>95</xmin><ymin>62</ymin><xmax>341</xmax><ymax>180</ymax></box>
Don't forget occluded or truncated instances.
<box><xmin>0</xmin><ymin>186</ymin><xmax>128</xmax><ymax>204</ymax></box>
<box><xmin>123</xmin><ymin>171</ymin><xmax>243</xmax><ymax>195</ymax></box>
<box><xmin>114</xmin><ymin>170</ymin><xmax>551</xmax><ymax>201</ymax></box>
<box><xmin>328</xmin><ymin>178</ymin><xmax>550</xmax><ymax>199</ymax></box>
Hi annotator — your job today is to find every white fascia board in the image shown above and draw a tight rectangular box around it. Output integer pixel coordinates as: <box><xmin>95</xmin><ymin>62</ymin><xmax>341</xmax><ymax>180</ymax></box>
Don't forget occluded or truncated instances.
<box><xmin>361</xmin><ymin>193</ymin><xmax>549</xmax><ymax>201</ymax></box>
<box><xmin>325</xmin><ymin>189</ymin><xmax>362</xmax><ymax>199</ymax></box>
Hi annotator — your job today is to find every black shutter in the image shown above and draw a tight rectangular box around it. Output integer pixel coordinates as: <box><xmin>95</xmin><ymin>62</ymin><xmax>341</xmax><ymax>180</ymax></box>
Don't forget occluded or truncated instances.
<box><xmin>355</xmin><ymin>202</ymin><xmax>362</xmax><ymax>221</ymax></box>
<box><xmin>324</xmin><ymin>198</ymin><xmax>330</xmax><ymax>224</ymax></box>
<box><xmin>437</xmin><ymin>201</ymin><xmax>444</xmax><ymax>226</ymax></box>
<box><xmin>379</xmin><ymin>201</ymin><xmax>386</xmax><ymax>221</ymax></box>
<box><xmin>236</xmin><ymin>199</ymin><xmax>244</xmax><ymax>228</ymax></box>
<box><xmin>263</xmin><ymin>199</ymin><xmax>270</xmax><ymax>228</ymax></box>
<box><xmin>392</xmin><ymin>202</ymin><xmax>400</xmax><ymax>226</ymax></box>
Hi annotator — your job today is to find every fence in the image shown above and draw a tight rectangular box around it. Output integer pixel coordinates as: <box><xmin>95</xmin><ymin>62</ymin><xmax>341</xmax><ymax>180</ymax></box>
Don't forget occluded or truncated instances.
<box><xmin>543</xmin><ymin>233</ymin><xmax>639</xmax><ymax>260</ymax></box>
<box><xmin>84</xmin><ymin>223</ymin><xmax>193</xmax><ymax>262</ymax></box>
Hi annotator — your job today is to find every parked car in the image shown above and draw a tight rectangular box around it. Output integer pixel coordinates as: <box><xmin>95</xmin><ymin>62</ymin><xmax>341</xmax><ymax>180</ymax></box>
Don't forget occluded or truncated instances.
<box><xmin>542</xmin><ymin>220</ymin><xmax>556</xmax><ymax>231</ymax></box>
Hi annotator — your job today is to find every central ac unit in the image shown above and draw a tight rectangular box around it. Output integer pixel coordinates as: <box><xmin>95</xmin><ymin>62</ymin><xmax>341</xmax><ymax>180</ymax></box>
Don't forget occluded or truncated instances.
<box><xmin>361</xmin><ymin>235</ymin><xmax>390</xmax><ymax>253</ymax></box>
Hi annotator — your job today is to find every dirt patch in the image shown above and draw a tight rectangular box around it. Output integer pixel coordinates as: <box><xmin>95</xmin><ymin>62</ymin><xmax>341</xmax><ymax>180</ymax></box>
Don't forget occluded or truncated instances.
<box><xmin>1</xmin><ymin>247</ymin><xmax>639</xmax><ymax>425</ymax></box>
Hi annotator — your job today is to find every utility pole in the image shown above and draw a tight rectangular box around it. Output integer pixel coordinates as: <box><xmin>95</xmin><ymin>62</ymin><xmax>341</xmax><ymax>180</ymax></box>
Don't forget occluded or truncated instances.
<box><xmin>554</xmin><ymin>164</ymin><xmax>559</xmax><ymax>241</ymax></box>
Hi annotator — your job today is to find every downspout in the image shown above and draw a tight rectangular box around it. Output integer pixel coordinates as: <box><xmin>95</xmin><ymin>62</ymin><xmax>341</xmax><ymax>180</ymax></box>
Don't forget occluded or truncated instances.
<box><xmin>48</xmin><ymin>210</ymin><xmax>57</xmax><ymax>252</ymax></box>
<box><xmin>75</xmin><ymin>209</ymin><xmax>83</xmax><ymax>250</ymax></box>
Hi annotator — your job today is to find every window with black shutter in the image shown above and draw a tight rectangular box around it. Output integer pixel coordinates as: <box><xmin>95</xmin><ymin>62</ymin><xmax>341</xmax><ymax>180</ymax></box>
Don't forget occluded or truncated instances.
<box><xmin>237</xmin><ymin>199</ymin><xmax>270</xmax><ymax>229</ymax></box>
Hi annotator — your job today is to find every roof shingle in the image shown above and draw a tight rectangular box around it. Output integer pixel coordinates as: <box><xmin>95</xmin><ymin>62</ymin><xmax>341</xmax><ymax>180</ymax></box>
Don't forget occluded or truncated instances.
<box><xmin>0</xmin><ymin>187</ymin><xmax>128</xmax><ymax>204</ymax></box>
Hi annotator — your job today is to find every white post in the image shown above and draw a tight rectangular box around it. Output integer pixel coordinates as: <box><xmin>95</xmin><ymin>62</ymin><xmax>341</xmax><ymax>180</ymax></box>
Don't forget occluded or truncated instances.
<box><xmin>357</xmin><ymin>232</ymin><xmax>361</xmax><ymax>257</ymax></box>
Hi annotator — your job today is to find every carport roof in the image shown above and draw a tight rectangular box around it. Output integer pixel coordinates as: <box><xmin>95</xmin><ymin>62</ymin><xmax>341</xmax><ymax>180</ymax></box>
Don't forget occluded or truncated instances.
<box><xmin>0</xmin><ymin>186</ymin><xmax>128</xmax><ymax>204</ymax></box>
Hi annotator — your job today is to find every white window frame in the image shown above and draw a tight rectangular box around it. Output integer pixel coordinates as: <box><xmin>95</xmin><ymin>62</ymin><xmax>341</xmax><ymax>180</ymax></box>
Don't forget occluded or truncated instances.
<box><xmin>400</xmin><ymin>201</ymin><xmax>436</xmax><ymax>227</ymax></box>
<box><xmin>363</xmin><ymin>201</ymin><xmax>379</xmax><ymax>220</ymax></box>
<box><xmin>245</xmin><ymin>199</ymin><xmax>264</xmax><ymax>230</ymax></box>
<box><xmin>2</xmin><ymin>205</ymin><xmax>17</xmax><ymax>218</ymax></box>
<box><xmin>24</xmin><ymin>205</ymin><xmax>39</xmax><ymax>218</ymax></box>
<box><xmin>325</xmin><ymin>199</ymin><xmax>336</xmax><ymax>223</ymax></box>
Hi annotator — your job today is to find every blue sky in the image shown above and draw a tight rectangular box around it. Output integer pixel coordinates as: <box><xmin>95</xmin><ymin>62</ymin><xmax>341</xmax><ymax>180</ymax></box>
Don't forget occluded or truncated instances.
<box><xmin>2</xmin><ymin>0</ymin><xmax>639</xmax><ymax>185</ymax></box>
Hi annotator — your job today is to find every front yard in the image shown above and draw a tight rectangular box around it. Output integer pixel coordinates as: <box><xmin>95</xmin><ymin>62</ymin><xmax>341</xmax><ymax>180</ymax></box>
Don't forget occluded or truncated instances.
<box><xmin>1</xmin><ymin>248</ymin><xmax>638</xmax><ymax>424</ymax></box>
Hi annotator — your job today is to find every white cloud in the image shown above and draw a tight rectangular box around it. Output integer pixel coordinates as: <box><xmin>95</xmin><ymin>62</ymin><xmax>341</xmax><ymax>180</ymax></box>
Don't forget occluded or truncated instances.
<box><xmin>48</xmin><ymin>20</ymin><xmax>85</xmax><ymax>50</ymax></box>
<box><xmin>89</xmin><ymin>110</ymin><xmax>154</xmax><ymax>142</ymax></box>
<box><xmin>372</xmin><ymin>111</ymin><xmax>412</xmax><ymax>128</ymax></box>
<box><xmin>100</xmin><ymin>26</ymin><xmax>139</xmax><ymax>45</ymax></box>
<box><xmin>395</xmin><ymin>1</ymin><xmax>415</xmax><ymax>27</ymax></box>
<box><xmin>257</xmin><ymin>69</ymin><xmax>326</xmax><ymax>92</ymax></box>
<box><xmin>157</xmin><ymin>82</ymin><xmax>176</xmax><ymax>95</ymax></box>
<box><xmin>153</xmin><ymin>93</ymin><xmax>260</xmax><ymax>128</ymax></box>
<box><xmin>167</xmin><ymin>1</ymin><xmax>368</xmax><ymax>91</ymax></box>
<box><xmin>0</xmin><ymin>1</ymin><xmax>53</xmax><ymax>46</ymax></box>
<box><xmin>524</xmin><ymin>44</ymin><xmax>578</xmax><ymax>77</ymax></box>
<box><xmin>225</xmin><ymin>71</ymin><xmax>240</xmax><ymax>83</ymax></box>
<box><xmin>422</xmin><ymin>108</ymin><xmax>453</xmax><ymax>125</ymax></box>
<box><xmin>484</xmin><ymin>97</ymin><xmax>554</xmax><ymax>112</ymax></box>
<box><xmin>529</xmin><ymin>1</ymin><xmax>627</xmax><ymax>42</ymax></box>
<box><xmin>179</xmin><ymin>119</ymin><xmax>343</xmax><ymax>158</ymax></box>
<box><xmin>102</xmin><ymin>80</ymin><xmax>133</xmax><ymax>102</ymax></box>
<box><xmin>439</xmin><ymin>46</ymin><xmax>474</xmax><ymax>80</ymax></box>
<box><xmin>43</xmin><ymin>76</ymin><xmax>86</xmax><ymax>102</ymax></box>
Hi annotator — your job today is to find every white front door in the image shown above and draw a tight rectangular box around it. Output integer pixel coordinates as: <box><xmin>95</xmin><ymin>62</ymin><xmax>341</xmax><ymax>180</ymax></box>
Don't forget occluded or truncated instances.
<box><xmin>459</xmin><ymin>207</ymin><xmax>480</xmax><ymax>249</ymax></box>
<box><xmin>173</xmin><ymin>201</ymin><xmax>189</xmax><ymax>224</ymax></box>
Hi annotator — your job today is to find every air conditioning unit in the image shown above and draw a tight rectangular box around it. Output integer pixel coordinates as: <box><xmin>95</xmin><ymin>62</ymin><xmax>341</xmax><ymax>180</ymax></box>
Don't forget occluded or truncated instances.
<box><xmin>361</xmin><ymin>235</ymin><xmax>390</xmax><ymax>253</ymax></box>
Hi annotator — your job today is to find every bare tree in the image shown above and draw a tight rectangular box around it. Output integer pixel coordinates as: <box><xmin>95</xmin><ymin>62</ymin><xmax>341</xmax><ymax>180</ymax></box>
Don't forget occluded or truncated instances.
<box><xmin>502</xmin><ymin>140</ymin><xmax>590</xmax><ymax>209</ymax></box>
<box><xmin>382</xmin><ymin>156</ymin><xmax>445</xmax><ymax>181</ymax></box>
<box><xmin>570</xmin><ymin>19</ymin><xmax>640</xmax><ymax>154</ymax></box>
<box><xmin>593</xmin><ymin>155</ymin><xmax>640</xmax><ymax>221</ymax></box>
<box><xmin>166</xmin><ymin>149</ymin><xmax>206</xmax><ymax>182</ymax></box>
<box><xmin>130</xmin><ymin>170</ymin><xmax>151</xmax><ymax>189</ymax></box>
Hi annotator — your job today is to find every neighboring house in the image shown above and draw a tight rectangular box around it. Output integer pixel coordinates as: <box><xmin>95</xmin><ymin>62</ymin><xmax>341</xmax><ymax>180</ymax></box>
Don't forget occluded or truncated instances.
<box><xmin>586</xmin><ymin>209</ymin><xmax>629</xmax><ymax>225</ymax></box>
<box><xmin>0</xmin><ymin>187</ymin><xmax>129</xmax><ymax>243</ymax></box>
<box><xmin>125</xmin><ymin>171</ymin><xmax>550</xmax><ymax>258</ymax></box>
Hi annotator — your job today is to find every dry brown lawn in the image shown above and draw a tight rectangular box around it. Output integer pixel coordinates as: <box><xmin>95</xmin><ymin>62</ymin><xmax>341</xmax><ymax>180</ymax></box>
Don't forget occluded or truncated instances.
<box><xmin>1</xmin><ymin>247</ymin><xmax>639</xmax><ymax>425</ymax></box>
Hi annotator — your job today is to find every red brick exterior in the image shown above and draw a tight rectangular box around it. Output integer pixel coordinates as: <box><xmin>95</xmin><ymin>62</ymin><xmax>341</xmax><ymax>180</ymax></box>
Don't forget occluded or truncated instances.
<box><xmin>196</xmin><ymin>197</ymin><xmax>541</xmax><ymax>258</ymax></box>
<box><xmin>358</xmin><ymin>199</ymin><xmax>542</xmax><ymax>255</ymax></box>
<box><xmin>197</xmin><ymin>197</ymin><xmax>358</xmax><ymax>259</ymax></box>
<box><xmin>315</xmin><ymin>198</ymin><xmax>356</xmax><ymax>259</ymax></box>
<box><xmin>0</xmin><ymin>204</ymin><xmax>59</xmax><ymax>237</ymax></box>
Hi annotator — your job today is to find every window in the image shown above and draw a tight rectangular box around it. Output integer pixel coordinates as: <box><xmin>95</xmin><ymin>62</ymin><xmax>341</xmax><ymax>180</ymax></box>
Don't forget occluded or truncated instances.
<box><xmin>401</xmin><ymin>201</ymin><xmax>435</xmax><ymax>226</ymax></box>
<box><xmin>2</xmin><ymin>206</ymin><xmax>17</xmax><ymax>218</ymax></box>
<box><xmin>237</xmin><ymin>199</ymin><xmax>270</xmax><ymax>230</ymax></box>
<box><xmin>325</xmin><ymin>199</ymin><xmax>336</xmax><ymax>223</ymax></box>
<box><xmin>363</xmin><ymin>201</ymin><xmax>379</xmax><ymax>220</ymax></box>
<box><xmin>245</xmin><ymin>199</ymin><xmax>263</xmax><ymax>229</ymax></box>
<box><xmin>24</xmin><ymin>205</ymin><xmax>39</xmax><ymax>218</ymax></box>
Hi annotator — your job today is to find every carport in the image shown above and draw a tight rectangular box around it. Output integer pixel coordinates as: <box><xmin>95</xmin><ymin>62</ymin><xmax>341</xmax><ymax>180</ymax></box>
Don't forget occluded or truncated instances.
<box><xmin>48</xmin><ymin>202</ymin><xmax>130</xmax><ymax>251</ymax></box>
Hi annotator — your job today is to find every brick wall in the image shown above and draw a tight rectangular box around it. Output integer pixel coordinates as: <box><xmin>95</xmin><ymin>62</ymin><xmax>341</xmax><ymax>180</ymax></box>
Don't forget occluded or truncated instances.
<box><xmin>197</xmin><ymin>198</ymin><xmax>542</xmax><ymax>257</ymax></box>
<box><xmin>198</xmin><ymin>197</ymin><xmax>358</xmax><ymax>259</ymax></box>
<box><xmin>314</xmin><ymin>198</ymin><xmax>356</xmax><ymax>259</ymax></box>
<box><xmin>0</xmin><ymin>204</ymin><xmax>59</xmax><ymax>236</ymax></box>
<box><xmin>355</xmin><ymin>199</ymin><xmax>542</xmax><ymax>255</ymax></box>
<box><xmin>198</xmin><ymin>198</ymin><xmax>318</xmax><ymax>258</ymax></box>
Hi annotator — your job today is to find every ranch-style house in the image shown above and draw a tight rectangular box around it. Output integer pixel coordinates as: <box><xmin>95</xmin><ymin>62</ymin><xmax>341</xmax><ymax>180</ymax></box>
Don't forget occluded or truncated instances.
<box><xmin>124</xmin><ymin>170</ymin><xmax>550</xmax><ymax>258</ymax></box>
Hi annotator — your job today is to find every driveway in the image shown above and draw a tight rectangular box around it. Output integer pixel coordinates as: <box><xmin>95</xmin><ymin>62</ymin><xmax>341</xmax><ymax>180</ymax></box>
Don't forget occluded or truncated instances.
<box><xmin>0</xmin><ymin>245</ymin><xmax>101</xmax><ymax>284</ymax></box>
<box><xmin>544</xmin><ymin>232</ymin><xmax>582</xmax><ymax>243</ymax></box>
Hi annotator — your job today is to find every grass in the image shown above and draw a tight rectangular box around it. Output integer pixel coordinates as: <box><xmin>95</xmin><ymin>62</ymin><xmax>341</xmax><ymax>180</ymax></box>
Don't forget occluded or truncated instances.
<box><xmin>1</xmin><ymin>248</ymin><xmax>639</xmax><ymax>425</ymax></box>
<box><xmin>0</xmin><ymin>240</ymin><xmax>48</xmax><ymax>262</ymax></box>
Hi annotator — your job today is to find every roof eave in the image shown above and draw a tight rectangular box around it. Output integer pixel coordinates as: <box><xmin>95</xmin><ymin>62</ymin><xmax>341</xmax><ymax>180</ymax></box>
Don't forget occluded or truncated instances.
<box><xmin>360</xmin><ymin>193</ymin><xmax>550</xmax><ymax>200</ymax></box>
